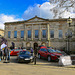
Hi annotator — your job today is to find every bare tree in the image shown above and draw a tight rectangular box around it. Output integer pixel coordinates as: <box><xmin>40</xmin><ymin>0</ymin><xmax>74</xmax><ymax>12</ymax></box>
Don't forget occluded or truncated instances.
<box><xmin>49</xmin><ymin>0</ymin><xmax>75</xmax><ymax>18</ymax></box>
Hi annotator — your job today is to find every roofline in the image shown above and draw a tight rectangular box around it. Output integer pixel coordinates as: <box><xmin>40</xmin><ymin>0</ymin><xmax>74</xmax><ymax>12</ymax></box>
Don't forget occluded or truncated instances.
<box><xmin>4</xmin><ymin>16</ymin><xmax>75</xmax><ymax>25</ymax></box>
<box><xmin>0</xmin><ymin>29</ymin><xmax>4</xmax><ymax>31</ymax></box>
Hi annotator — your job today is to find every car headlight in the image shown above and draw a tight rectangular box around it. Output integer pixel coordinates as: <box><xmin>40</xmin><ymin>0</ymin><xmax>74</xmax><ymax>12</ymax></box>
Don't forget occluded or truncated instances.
<box><xmin>20</xmin><ymin>56</ymin><xmax>24</xmax><ymax>58</ymax></box>
<box><xmin>51</xmin><ymin>54</ymin><xmax>55</xmax><ymax>56</ymax></box>
<box><xmin>30</xmin><ymin>56</ymin><xmax>33</xmax><ymax>59</ymax></box>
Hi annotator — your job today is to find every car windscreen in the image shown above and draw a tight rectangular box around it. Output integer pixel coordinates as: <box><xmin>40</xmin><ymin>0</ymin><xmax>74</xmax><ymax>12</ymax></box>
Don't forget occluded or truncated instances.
<box><xmin>40</xmin><ymin>48</ymin><xmax>47</xmax><ymax>52</ymax></box>
<box><xmin>56</xmin><ymin>50</ymin><xmax>62</xmax><ymax>53</ymax></box>
<box><xmin>14</xmin><ymin>49</ymin><xmax>22</xmax><ymax>51</ymax></box>
<box><xmin>47</xmin><ymin>49</ymin><xmax>56</xmax><ymax>53</ymax></box>
<box><xmin>19</xmin><ymin>51</ymin><xmax>30</xmax><ymax>55</ymax></box>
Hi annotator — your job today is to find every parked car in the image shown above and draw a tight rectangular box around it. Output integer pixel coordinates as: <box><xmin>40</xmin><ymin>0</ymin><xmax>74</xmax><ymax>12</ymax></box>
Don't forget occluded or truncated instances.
<box><xmin>38</xmin><ymin>48</ymin><xmax>62</xmax><ymax>61</ymax></box>
<box><xmin>17</xmin><ymin>51</ymin><xmax>34</xmax><ymax>63</ymax></box>
<box><xmin>39</xmin><ymin>45</ymin><xmax>47</xmax><ymax>49</ymax></box>
<box><xmin>56</xmin><ymin>50</ymin><xmax>67</xmax><ymax>56</ymax></box>
<box><xmin>10</xmin><ymin>49</ymin><xmax>26</xmax><ymax>56</ymax></box>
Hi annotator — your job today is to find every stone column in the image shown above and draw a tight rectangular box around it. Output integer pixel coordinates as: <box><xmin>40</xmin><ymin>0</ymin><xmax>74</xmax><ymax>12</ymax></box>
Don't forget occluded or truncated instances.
<box><xmin>47</xmin><ymin>23</ymin><xmax>51</xmax><ymax>47</ymax></box>
<box><xmin>23</xmin><ymin>42</ymin><xmax>26</xmax><ymax>48</ymax></box>
<box><xmin>47</xmin><ymin>24</ymin><xmax>50</xmax><ymax>40</ymax></box>
<box><xmin>54</xmin><ymin>26</ymin><xmax>58</xmax><ymax>38</ymax></box>
<box><xmin>11</xmin><ymin>31</ymin><xmax>14</xmax><ymax>39</ymax></box>
<box><xmin>31</xmin><ymin>41</ymin><xmax>33</xmax><ymax>48</ymax></box>
<box><xmin>32</xmin><ymin>24</ymin><xmax>33</xmax><ymax>40</ymax></box>
<box><xmin>24</xmin><ymin>25</ymin><xmax>26</xmax><ymax>41</ymax></box>
<box><xmin>39</xmin><ymin>24</ymin><xmax>41</xmax><ymax>40</ymax></box>
<box><xmin>4</xmin><ymin>31</ymin><xmax>8</xmax><ymax>39</ymax></box>
<box><xmin>17</xmin><ymin>31</ymin><xmax>20</xmax><ymax>38</ymax></box>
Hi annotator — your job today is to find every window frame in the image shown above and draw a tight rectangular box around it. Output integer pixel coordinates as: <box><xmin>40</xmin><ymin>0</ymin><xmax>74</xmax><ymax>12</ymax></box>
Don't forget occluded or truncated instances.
<box><xmin>42</xmin><ymin>30</ymin><xmax>46</xmax><ymax>38</ymax></box>
<box><xmin>35</xmin><ymin>30</ymin><xmax>39</xmax><ymax>38</ymax></box>
<box><xmin>21</xmin><ymin>31</ymin><xmax>24</xmax><ymax>38</ymax></box>
<box><xmin>27</xmin><ymin>30</ymin><xmax>31</xmax><ymax>38</ymax></box>
<box><xmin>14</xmin><ymin>31</ymin><xmax>17</xmax><ymax>38</ymax></box>
<box><xmin>8</xmin><ymin>31</ymin><xmax>11</xmax><ymax>38</ymax></box>
<box><xmin>50</xmin><ymin>30</ymin><xmax>54</xmax><ymax>38</ymax></box>
<box><xmin>59</xmin><ymin>30</ymin><xmax>63</xmax><ymax>38</ymax></box>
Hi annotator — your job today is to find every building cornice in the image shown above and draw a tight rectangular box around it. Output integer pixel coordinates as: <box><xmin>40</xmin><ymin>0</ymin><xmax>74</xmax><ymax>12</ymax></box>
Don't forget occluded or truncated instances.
<box><xmin>4</xmin><ymin>16</ymin><xmax>75</xmax><ymax>25</ymax></box>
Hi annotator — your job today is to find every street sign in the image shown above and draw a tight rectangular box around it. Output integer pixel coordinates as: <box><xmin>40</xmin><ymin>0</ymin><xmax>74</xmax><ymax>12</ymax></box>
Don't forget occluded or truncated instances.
<box><xmin>58</xmin><ymin>56</ymin><xmax>72</xmax><ymax>66</ymax></box>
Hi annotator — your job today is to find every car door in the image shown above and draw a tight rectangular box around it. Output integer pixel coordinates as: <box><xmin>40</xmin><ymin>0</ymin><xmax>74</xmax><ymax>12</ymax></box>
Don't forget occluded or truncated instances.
<box><xmin>42</xmin><ymin>48</ymin><xmax>47</xmax><ymax>58</ymax></box>
<box><xmin>14</xmin><ymin>49</ymin><xmax>22</xmax><ymax>55</ymax></box>
<box><xmin>40</xmin><ymin>48</ymin><xmax>44</xmax><ymax>57</ymax></box>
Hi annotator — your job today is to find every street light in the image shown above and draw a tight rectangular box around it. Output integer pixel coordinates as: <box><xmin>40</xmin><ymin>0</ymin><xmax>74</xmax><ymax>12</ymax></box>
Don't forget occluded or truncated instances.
<box><xmin>65</xmin><ymin>29</ymin><xmax>72</xmax><ymax>54</ymax></box>
<box><xmin>67</xmin><ymin>17</ymin><xmax>72</xmax><ymax>27</ymax></box>
<box><xmin>66</xmin><ymin>17</ymin><xmax>72</xmax><ymax>54</ymax></box>
<box><xmin>67</xmin><ymin>17</ymin><xmax>75</xmax><ymax>38</ymax></box>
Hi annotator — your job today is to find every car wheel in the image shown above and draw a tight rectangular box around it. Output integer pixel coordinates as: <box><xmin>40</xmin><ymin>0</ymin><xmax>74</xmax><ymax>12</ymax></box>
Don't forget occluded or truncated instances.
<box><xmin>38</xmin><ymin>54</ymin><xmax>41</xmax><ymax>59</ymax></box>
<box><xmin>48</xmin><ymin>56</ymin><xmax>51</xmax><ymax>62</ymax></box>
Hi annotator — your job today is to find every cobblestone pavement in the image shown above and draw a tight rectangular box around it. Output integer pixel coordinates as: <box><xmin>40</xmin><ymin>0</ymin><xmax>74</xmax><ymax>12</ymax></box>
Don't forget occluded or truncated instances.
<box><xmin>0</xmin><ymin>56</ymin><xmax>75</xmax><ymax>75</ymax></box>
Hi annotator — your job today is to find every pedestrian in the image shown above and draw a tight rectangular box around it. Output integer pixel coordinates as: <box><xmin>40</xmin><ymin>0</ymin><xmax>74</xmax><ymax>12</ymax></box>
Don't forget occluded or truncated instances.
<box><xmin>1</xmin><ymin>41</ymin><xmax>7</xmax><ymax>60</ymax></box>
<box><xmin>30</xmin><ymin>48</ymin><xmax>33</xmax><ymax>56</ymax></box>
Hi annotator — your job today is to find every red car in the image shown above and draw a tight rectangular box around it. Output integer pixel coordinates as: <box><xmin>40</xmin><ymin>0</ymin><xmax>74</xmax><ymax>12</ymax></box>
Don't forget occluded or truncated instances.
<box><xmin>10</xmin><ymin>49</ymin><xmax>26</xmax><ymax>56</ymax></box>
<box><xmin>38</xmin><ymin>48</ymin><xmax>62</xmax><ymax>61</ymax></box>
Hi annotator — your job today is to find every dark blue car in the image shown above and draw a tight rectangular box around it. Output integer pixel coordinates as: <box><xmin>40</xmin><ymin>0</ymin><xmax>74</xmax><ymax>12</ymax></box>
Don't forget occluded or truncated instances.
<box><xmin>17</xmin><ymin>51</ymin><xmax>34</xmax><ymax>63</ymax></box>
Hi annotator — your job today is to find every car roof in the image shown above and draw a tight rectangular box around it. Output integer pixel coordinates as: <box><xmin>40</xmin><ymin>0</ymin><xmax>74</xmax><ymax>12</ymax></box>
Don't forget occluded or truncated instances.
<box><xmin>40</xmin><ymin>46</ymin><xmax>47</xmax><ymax>49</ymax></box>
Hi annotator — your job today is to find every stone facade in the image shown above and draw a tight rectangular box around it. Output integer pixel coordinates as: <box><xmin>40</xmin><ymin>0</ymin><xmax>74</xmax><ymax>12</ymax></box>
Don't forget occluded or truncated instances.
<box><xmin>4</xmin><ymin>16</ymin><xmax>75</xmax><ymax>50</ymax></box>
<box><xmin>0</xmin><ymin>29</ymin><xmax>4</xmax><ymax>37</ymax></box>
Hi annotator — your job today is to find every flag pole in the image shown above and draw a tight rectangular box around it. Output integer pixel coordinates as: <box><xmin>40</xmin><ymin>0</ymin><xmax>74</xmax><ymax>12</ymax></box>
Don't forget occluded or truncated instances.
<box><xmin>39</xmin><ymin>5</ymin><xmax>41</xmax><ymax>17</ymax></box>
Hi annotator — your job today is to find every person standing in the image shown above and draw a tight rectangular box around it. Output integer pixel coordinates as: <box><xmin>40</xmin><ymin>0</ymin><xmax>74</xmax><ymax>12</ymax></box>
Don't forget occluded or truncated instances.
<box><xmin>1</xmin><ymin>42</ymin><xmax>7</xmax><ymax>60</ymax></box>
<box><xmin>30</xmin><ymin>48</ymin><xmax>33</xmax><ymax>56</ymax></box>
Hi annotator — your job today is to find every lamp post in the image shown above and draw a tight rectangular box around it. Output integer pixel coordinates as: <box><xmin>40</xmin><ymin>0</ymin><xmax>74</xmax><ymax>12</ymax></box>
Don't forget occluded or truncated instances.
<box><xmin>67</xmin><ymin>17</ymin><xmax>75</xmax><ymax>38</ymax></box>
<box><xmin>65</xmin><ymin>30</ymin><xmax>72</xmax><ymax>54</ymax></box>
<box><xmin>67</xmin><ymin>17</ymin><xmax>72</xmax><ymax>27</ymax></box>
<box><xmin>66</xmin><ymin>17</ymin><xmax>73</xmax><ymax>54</ymax></box>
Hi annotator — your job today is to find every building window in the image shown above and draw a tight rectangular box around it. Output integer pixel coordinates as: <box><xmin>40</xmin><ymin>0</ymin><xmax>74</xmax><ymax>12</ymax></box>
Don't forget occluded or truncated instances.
<box><xmin>42</xmin><ymin>30</ymin><xmax>46</xmax><ymax>38</ymax></box>
<box><xmin>21</xmin><ymin>31</ymin><xmax>24</xmax><ymax>38</ymax></box>
<box><xmin>28</xmin><ymin>30</ymin><xmax>31</xmax><ymax>38</ymax></box>
<box><xmin>35</xmin><ymin>30</ymin><xmax>39</xmax><ymax>38</ymax></box>
<box><xmin>8</xmin><ymin>31</ymin><xmax>11</xmax><ymax>38</ymax></box>
<box><xmin>59</xmin><ymin>30</ymin><xmax>63</xmax><ymax>38</ymax></box>
<box><xmin>50</xmin><ymin>30</ymin><xmax>54</xmax><ymax>38</ymax></box>
<box><xmin>14</xmin><ymin>31</ymin><xmax>17</xmax><ymax>38</ymax></box>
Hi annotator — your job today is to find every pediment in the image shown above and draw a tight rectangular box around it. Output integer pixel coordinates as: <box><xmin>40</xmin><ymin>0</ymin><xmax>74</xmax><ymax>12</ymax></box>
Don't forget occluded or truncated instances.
<box><xmin>26</xmin><ymin>16</ymin><xmax>49</xmax><ymax>22</ymax></box>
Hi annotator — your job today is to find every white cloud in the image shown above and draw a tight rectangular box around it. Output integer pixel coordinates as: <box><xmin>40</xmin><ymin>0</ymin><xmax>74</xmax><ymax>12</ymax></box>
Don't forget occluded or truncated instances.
<box><xmin>0</xmin><ymin>14</ymin><xmax>23</xmax><ymax>30</ymax></box>
<box><xmin>23</xmin><ymin>2</ymin><xmax>54</xmax><ymax>20</ymax></box>
<box><xmin>23</xmin><ymin>2</ymin><xmax>75</xmax><ymax>20</ymax></box>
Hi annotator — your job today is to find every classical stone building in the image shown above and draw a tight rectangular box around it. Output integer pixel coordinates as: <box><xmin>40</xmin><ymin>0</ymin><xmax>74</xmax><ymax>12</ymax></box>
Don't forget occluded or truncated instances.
<box><xmin>4</xmin><ymin>16</ymin><xmax>75</xmax><ymax>50</ymax></box>
<box><xmin>0</xmin><ymin>29</ymin><xmax>4</xmax><ymax>37</ymax></box>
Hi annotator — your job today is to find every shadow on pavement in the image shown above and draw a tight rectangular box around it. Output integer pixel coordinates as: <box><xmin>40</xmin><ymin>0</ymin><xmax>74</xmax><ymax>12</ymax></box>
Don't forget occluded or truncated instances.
<box><xmin>1</xmin><ymin>56</ymin><xmax>58</xmax><ymax>67</ymax></box>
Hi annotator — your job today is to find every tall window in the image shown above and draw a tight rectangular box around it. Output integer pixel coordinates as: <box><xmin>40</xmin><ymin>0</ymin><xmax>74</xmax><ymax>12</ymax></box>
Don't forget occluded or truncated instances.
<box><xmin>28</xmin><ymin>30</ymin><xmax>31</xmax><ymax>38</ymax></box>
<box><xmin>21</xmin><ymin>31</ymin><xmax>24</xmax><ymax>38</ymax></box>
<box><xmin>35</xmin><ymin>30</ymin><xmax>39</xmax><ymax>38</ymax></box>
<box><xmin>50</xmin><ymin>30</ymin><xmax>54</xmax><ymax>38</ymax></box>
<box><xmin>14</xmin><ymin>31</ymin><xmax>17</xmax><ymax>38</ymax></box>
<box><xmin>42</xmin><ymin>30</ymin><xmax>46</xmax><ymax>38</ymax></box>
<box><xmin>59</xmin><ymin>30</ymin><xmax>62</xmax><ymax>38</ymax></box>
<box><xmin>8</xmin><ymin>31</ymin><xmax>11</xmax><ymax>38</ymax></box>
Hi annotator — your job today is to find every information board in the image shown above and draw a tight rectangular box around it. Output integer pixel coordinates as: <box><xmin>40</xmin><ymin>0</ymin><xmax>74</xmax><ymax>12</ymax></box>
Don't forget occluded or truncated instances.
<box><xmin>58</xmin><ymin>56</ymin><xmax>72</xmax><ymax>66</ymax></box>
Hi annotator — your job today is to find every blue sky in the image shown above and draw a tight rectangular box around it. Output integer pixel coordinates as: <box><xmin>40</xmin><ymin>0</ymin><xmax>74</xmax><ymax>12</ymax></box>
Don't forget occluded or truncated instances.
<box><xmin>0</xmin><ymin>0</ymin><xmax>48</xmax><ymax>19</ymax></box>
<box><xmin>0</xmin><ymin>0</ymin><xmax>75</xmax><ymax>29</ymax></box>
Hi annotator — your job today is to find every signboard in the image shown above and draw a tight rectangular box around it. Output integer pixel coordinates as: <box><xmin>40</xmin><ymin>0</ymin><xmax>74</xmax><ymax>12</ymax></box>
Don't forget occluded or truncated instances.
<box><xmin>58</xmin><ymin>56</ymin><xmax>72</xmax><ymax>66</ymax></box>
